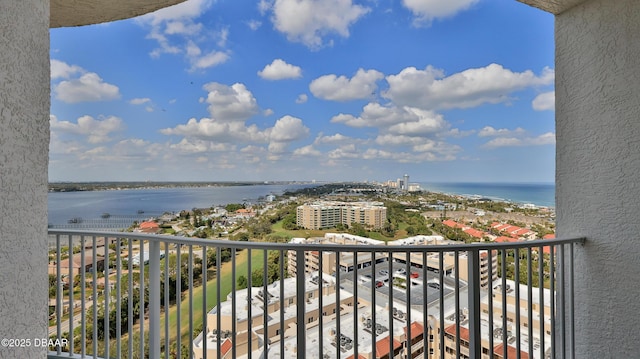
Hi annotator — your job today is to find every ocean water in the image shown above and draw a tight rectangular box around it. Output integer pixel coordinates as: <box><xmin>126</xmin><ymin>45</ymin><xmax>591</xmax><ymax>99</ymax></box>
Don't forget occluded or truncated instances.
<box><xmin>48</xmin><ymin>184</ymin><xmax>313</xmax><ymax>228</ymax></box>
<box><xmin>420</xmin><ymin>182</ymin><xmax>555</xmax><ymax>208</ymax></box>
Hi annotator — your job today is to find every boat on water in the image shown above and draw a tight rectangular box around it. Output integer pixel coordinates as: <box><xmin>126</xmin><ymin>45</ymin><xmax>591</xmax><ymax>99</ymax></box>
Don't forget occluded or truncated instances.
<box><xmin>68</xmin><ymin>217</ymin><xmax>82</xmax><ymax>224</ymax></box>
<box><xmin>101</xmin><ymin>213</ymin><xmax>111</xmax><ymax>219</ymax></box>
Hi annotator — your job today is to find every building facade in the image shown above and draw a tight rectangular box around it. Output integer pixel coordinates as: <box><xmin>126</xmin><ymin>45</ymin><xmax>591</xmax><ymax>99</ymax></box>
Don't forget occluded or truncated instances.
<box><xmin>296</xmin><ymin>201</ymin><xmax>387</xmax><ymax>230</ymax></box>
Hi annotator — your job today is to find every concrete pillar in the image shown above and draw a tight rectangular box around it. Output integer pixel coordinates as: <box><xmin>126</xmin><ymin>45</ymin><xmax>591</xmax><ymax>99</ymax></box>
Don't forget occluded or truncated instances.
<box><xmin>555</xmin><ymin>0</ymin><xmax>640</xmax><ymax>356</ymax></box>
<box><xmin>0</xmin><ymin>1</ymin><xmax>50</xmax><ymax>358</ymax></box>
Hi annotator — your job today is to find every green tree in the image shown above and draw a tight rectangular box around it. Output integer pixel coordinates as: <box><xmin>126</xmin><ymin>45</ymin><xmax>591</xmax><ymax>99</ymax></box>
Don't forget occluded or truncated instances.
<box><xmin>237</xmin><ymin>275</ymin><xmax>248</xmax><ymax>290</ymax></box>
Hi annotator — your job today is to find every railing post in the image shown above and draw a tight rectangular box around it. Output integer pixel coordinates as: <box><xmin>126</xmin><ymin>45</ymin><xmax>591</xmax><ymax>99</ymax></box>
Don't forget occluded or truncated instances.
<box><xmin>467</xmin><ymin>249</ymin><xmax>481</xmax><ymax>359</ymax></box>
<box><xmin>149</xmin><ymin>241</ymin><xmax>161</xmax><ymax>358</ymax></box>
<box><xmin>296</xmin><ymin>249</ymin><xmax>306</xmax><ymax>359</ymax></box>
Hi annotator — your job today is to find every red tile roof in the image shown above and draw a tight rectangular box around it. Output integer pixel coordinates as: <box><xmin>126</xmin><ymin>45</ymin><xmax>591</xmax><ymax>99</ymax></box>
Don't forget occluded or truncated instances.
<box><xmin>464</xmin><ymin>228</ymin><xmax>486</xmax><ymax>238</ymax></box>
<box><xmin>375</xmin><ymin>336</ymin><xmax>402</xmax><ymax>358</ymax></box>
<box><xmin>494</xmin><ymin>236</ymin><xmax>520</xmax><ymax>243</ymax></box>
<box><xmin>403</xmin><ymin>321</ymin><xmax>424</xmax><ymax>339</ymax></box>
<box><xmin>444</xmin><ymin>324</ymin><xmax>470</xmax><ymax>342</ymax></box>
<box><xmin>443</xmin><ymin>219</ymin><xmax>461</xmax><ymax>228</ymax></box>
<box><xmin>220</xmin><ymin>338</ymin><xmax>232</xmax><ymax>356</ymax></box>
<box><xmin>139</xmin><ymin>221</ymin><xmax>159</xmax><ymax>229</ymax></box>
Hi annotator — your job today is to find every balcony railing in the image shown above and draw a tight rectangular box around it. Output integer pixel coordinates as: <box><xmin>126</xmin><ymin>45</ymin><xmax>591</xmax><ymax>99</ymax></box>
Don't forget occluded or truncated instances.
<box><xmin>47</xmin><ymin>229</ymin><xmax>583</xmax><ymax>359</ymax></box>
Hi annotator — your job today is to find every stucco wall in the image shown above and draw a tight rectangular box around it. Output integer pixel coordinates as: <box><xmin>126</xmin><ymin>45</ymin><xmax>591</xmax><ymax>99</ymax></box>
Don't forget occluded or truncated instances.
<box><xmin>556</xmin><ymin>0</ymin><xmax>640</xmax><ymax>356</ymax></box>
<box><xmin>0</xmin><ymin>1</ymin><xmax>50</xmax><ymax>358</ymax></box>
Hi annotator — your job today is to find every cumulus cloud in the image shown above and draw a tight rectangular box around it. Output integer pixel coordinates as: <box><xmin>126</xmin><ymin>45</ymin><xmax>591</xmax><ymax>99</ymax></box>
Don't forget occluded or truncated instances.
<box><xmin>402</xmin><ymin>0</ymin><xmax>478</xmax><ymax>26</ymax></box>
<box><xmin>293</xmin><ymin>145</ymin><xmax>322</xmax><ymax>156</ymax></box>
<box><xmin>54</xmin><ymin>73</ymin><xmax>120</xmax><ymax>103</ymax></box>
<box><xmin>268</xmin><ymin>0</ymin><xmax>370</xmax><ymax>49</ymax></box>
<box><xmin>190</xmin><ymin>50</ymin><xmax>230</xmax><ymax>71</ymax></box>
<box><xmin>532</xmin><ymin>91</ymin><xmax>555</xmax><ymax>111</ymax></box>
<box><xmin>296</xmin><ymin>94</ymin><xmax>308</xmax><ymax>104</ymax></box>
<box><xmin>269</xmin><ymin>115</ymin><xmax>309</xmax><ymax>142</ymax></box>
<box><xmin>169</xmin><ymin>138</ymin><xmax>231</xmax><ymax>154</ymax></box>
<box><xmin>161</xmin><ymin>84</ymin><xmax>309</xmax><ymax>158</ymax></box>
<box><xmin>258</xmin><ymin>59</ymin><xmax>302</xmax><ymax>80</ymax></box>
<box><xmin>478</xmin><ymin>126</ymin><xmax>526</xmax><ymax>137</ymax></box>
<box><xmin>202</xmin><ymin>82</ymin><xmax>259</xmax><ymax>121</ymax></box>
<box><xmin>314</xmin><ymin>133</ymin><xmax>352</xmax><ymax>144</ymax></box>
<box><xmin>384</xmin><ymin>63</ymin><xmax>555</xmax><ymax>110</ymax></box>
<box><xmin>331</xmin><ymin>103</ymin><xmax>449</xmax><ymax>134</ymax></box>
<box><xmin>50</xmin><ymin>114</ymin><xmax>124</xmax><ymax>143</ymax></box>
<box><xmin>310</xmin><ymin>68</ymin><xmax>383</xmax><ymax>101</ymax></box>
<box><xmin>130</xmin><ymin>98</ymin><xmax>151</xmax><ymax>105</ymax></box>
<box><xmin>137</xmin><ymin>0</ymin><xmax>230</xmax><ymax>71</ymax></box>
<box><xmin>161</xmin><ymin>117</ymin><xmax>266</xmax><ymax>142</ymax></box>
<box><xmin>50</xmin><ymin>59</ymin><xmax>83</xmax><ymax>80</ymax></box>
<box><xmin>483</xmin><ymin>132</ymin><xmax>555</xmax><ymax>148</ymax></box>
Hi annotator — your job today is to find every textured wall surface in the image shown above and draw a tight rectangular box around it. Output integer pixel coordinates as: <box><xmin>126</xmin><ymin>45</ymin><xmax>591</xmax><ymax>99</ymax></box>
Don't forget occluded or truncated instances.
<box><xmin>556</xmin><ymin>0</ymin><xmax>640</xmax><ymax>356</ymax></box>
<box><xmin>0</xmin><ymin>1</ymin><xmax>50</xmax><ymax>358</ymax></box>
<box><xmin>518</xmin><ymin>0</ymin><xmax>588</xmax><ymax>14</ymax></box>
<box><xmin>50</xmin><ymin>0</ymin><xmax>187</xmax><ymax>27</ymax></box>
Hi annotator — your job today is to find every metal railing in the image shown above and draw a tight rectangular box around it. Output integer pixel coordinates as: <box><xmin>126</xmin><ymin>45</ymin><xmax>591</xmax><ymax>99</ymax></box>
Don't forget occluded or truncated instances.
<box><xmin>47</xmin><ymin>229</ymin><xmax>584</xmax><ymax>359</ymax></box>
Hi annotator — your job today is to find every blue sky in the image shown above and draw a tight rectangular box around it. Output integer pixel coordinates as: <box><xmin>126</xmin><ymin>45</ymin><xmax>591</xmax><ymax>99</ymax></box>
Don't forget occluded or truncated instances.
<box><xmin>49</xmin><ymin>0</ymin><xmax>555</xmax><ymax>183</ymax></box>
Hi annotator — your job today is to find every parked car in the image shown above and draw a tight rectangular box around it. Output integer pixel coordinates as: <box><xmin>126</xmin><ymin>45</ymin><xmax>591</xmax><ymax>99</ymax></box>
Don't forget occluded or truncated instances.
<box><xmin>375</xmin><ymin>281</ymin><xmax>384</xmax><ymax>288</ymax></box>
<box><xmin>410</xmin><ymin>272</ymin><xmax>419</xmax><ymax>278</ymax></box>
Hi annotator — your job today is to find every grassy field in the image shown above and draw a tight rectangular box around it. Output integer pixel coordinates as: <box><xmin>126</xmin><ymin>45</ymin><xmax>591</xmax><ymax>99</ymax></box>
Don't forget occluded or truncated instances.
<box><xmin>270</xmin><ymin>219</ymin><xmax>407</xmax><ymax>241</ymax></box>
<box><xmin>156</xmin><ymin>247</ymin><xmax>267</xmax><ymax>345</ymax></box>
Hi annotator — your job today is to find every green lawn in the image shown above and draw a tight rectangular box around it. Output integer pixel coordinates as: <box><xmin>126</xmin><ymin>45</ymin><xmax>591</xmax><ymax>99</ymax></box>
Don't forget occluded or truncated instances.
<box><xmin>160</xmin><ymin>247</ymin><xmax>267</xmax><ymax>344</ymax></box>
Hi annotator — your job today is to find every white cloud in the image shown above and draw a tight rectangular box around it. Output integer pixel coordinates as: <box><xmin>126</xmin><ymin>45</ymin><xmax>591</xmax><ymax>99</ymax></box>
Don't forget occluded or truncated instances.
<box><xmin>130</xmin><ymin>98</ymin><xmax>151</xmax><ymax>105</ymax></box>
<box><xmin>387</xmin><ymin>112</ymin><xmax>448</xmax><ymax>136</ymax></box>
<box><xmin>331</xmin><ymin>103</ymin><xmax>448</xmax><ymax>133</ymax></box>
<box><xmin>50</xmin><ymin>59</ymin><xmax>83</xmax><ymax>80</ymax></box>
<box><xmin>258</xmin><ymin>0</ymin><xmax>273</xmax><ymax>15</ymax></box>
<box><xmin>161</xmin><ymin>117</ymin><xmax>266</xmax><ymax>142</ymax></box>
<box><xmin>50</xmin><ymin>115</ymin><xmax>124</xmax><ymax>144</ymax></box>
<box><xmin>202</xmin><ymin>82</ymin><xmax>259</xmax><ymax>121</ymax></box>
<box><xmin>296</xmin><ymin>94</ymin><xmax>308</xmax><ymax>104</ymax></box>
<box><xmin>402</xmin><ymin>0</ymin><xmax>478</xmax><ymax>26</ymax></box>
<box><xmin>293</xmin><ymin>145</ymin><xmax>322</xmax><ymax>156</ymax></box>
<box><xmin>247</xmin><ymin>20</ymin><xmax>262</xmax><ymax>30</ymax></box>
<box><xmin>314</xmin><ymin>133</ymin><xmax>352</xmax><ymax>144</ymax></box>
<box><xmin>310</xmin><ymin>68</ymin><xmax>383</xmax><ymax>101</ymax></box>
<box><xmin>270</xmin><ymin>0</ymin><xmax>370</xmax><ymax>49</ymax></box>
<box><xmin>263</xmin><ymin>108</ymin><xmax>275</xmax><ymax>116</ymax></box>
<box><xmin>483</xmin><ymin>132</ymin><xmax>555</xmax><ymax>148</ymax></box>
<box><xmin>137</xmin><ymin>0</ymin><xmax>230</xmax><ymax>71</ymax></box>
<box><xmin>478</xmin><ymin>126</ymin><xmax>526</xmax><ymax>137</ymax></box>
<box><xmin>384</xmin><ymin>63</ymin><xmax>555</xmax><ymax>110</ymax></box>
<box><xmin>532</xmin><ymin>91</ymin><xmax>555</xmax><ymax>111</ymax></box>
<box><xmin>269</xmin><ymin>115</ymin><xmax>310</xmax><ymax>142</ymax></box>
<box><xmin>190</xmin><ymin>50</ymin><xmax>230</xmax><ymax>71</ymax></box>
<box><xmin>169</xmin><ymin>138</ymin><xmax>231</xmax><ymax>153</ymax></box>
<box><xmin>258</xmin><ymin>59</ymin><xmax>302</xmax><ymax>80</ymax></box>
<box><xmin>54</xmin><ymin>72</ymin><xmax>120</xmax><ymax>103</ymax></box>
<box><xmin>164</xmin><ymin>20</ymin><xmax>203</xmax><ymax>35</ymax></box>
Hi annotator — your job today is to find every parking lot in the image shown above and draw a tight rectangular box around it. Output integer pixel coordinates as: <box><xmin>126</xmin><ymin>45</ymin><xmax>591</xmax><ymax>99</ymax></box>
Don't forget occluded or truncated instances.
<box><xmin>340</xmin><ymin>258</ymin><xmax>456</xmax><ymax>307</ymax></box>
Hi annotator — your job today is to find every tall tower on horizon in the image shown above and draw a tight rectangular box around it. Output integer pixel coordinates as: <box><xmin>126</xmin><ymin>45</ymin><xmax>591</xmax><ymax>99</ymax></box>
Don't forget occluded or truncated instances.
<box><xmin>403</xmin><ymin>173</ymin><xmax>409</xmax><ymax>191</ymax></box>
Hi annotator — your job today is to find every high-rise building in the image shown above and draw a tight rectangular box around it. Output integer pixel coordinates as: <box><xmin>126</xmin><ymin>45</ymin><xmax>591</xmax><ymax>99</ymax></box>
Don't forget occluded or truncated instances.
<box><xmin>403</xmin><ymin>174</ymin><xmax>410</xmax><ymax>191</ymax></box>
<box><xmin>296</xmin><ymin>201</ymin><xmax>387</xmax><ymax>230</ymax></box>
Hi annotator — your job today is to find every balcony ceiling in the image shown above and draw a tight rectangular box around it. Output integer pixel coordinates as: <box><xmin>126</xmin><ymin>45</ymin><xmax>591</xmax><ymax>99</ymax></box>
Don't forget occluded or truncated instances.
<box><xmin>50</xmin><ymin>0</ymin><xmax>187</xmax><ymax>28</ymax></box>
<box><xmin>518</xmin><ymin>0</ymin><xmax>588</xmax><ymax>14</ymax></box>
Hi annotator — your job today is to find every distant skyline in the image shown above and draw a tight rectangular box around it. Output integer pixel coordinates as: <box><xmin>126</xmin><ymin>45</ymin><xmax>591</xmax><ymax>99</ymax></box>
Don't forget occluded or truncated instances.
<box><xmin>49</xmin><ymin>0</ymin><xmax>555</xmax><ymax>183</ymax></box>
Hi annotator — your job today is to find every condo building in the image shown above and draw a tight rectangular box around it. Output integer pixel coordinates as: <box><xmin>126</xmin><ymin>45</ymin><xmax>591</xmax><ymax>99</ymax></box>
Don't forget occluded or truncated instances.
<box><xmin>296</xmin><ymin>201</ymin><xmax>388</xmax><ymax>230</ymax></box>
